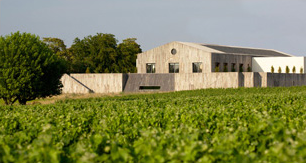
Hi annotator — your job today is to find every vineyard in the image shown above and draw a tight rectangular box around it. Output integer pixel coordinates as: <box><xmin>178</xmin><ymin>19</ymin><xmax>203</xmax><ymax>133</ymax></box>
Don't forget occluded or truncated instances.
<box><xmin>1</xmin><ymin>87</ymin><xmax>306</xmax><ymax>162</ymax></box>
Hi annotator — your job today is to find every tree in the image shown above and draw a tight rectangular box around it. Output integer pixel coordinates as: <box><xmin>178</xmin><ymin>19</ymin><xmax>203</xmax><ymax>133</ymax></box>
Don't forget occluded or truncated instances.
<box><xmin>43</xmin><ymin>37</ymin><xmax>72</xmax><ymax>73</ymax></box>
<box><xmin>117</xmin><ymin>38</ymin><xmax>142</xmax><ymax>73</ymax></box>
<box><xmin>292</xmin><ymin>66</ymin><xmax>296</xmax><ymax>73</ymax></box>
<box><xmin>69</xmin><ymin>33</ymin><xmax>119</xmax><ymax>73</ymax></box>
<box><xmin>271</xmin><ymin>66</ymin><xmax>274</xmax><ymax>73</ymax></box>
<box><xmin>300</xmin><ymin>67</ymin><xmax>304</xmax><ymax>74</ymax></box>
<box><xmin>285</xmin><ymin>66</ymin><xmax>290</xmax><ymax>73</ymax></box>
<box><xmin>278</xmin><ymin>67</ymin><xmax>282</xmax><ymax>73</ymax></box>
<box><xmin>0</xmin><ymin>32</ymin><xmax>66</xmax><ymax>105</ymax></box>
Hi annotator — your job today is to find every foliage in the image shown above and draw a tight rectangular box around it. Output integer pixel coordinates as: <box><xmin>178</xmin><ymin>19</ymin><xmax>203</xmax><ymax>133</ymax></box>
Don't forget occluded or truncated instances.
<box><xmin>2</xmin><ymin>87</ymin><xmax>306</xmax><ymax>162</ymax></box>
<box><xmin>231</xmin><ymin>66</ymin><xmax>235</xmax><ymax>72</ymax></box>
<box><xmin>292</xmin><ymin>66</ymin><xmax>296</xmax><ymax>73</ymax></box>
<box><xmin>117</xmin><ymin>38</ymin><xmax>142</xmax><ymax>73</ymax></box>
<box><xmin>223</xmin><ymin>65</ymin><xmax>228</xmax><ymax>72</ymax></box>
<box><xmin>0</xmin><ymin>32</ymin><xmax>66</xmax><ymax>105</ymax></box>
<box><xmin>239</xmin><ymin>65</ymin><xmax>243</xmax><ymax>72</ymax></box>
<box><xmin>285</xmin><ymin>66</ymin><xmax>290</xmax><ymax>73</ymax></box>
<box><xmin>300</xmin><ymin>67</ymin><xmax>304</xmax><ymax>74</ymax></box>
<box><xmin>215</xmin><ymin>66</ymin><xmax>219</xmax><ymax>72</ymax></box>
<box><xmin>271</xmin><ymin>66</ymin><xmax>275</xmax><ymax>73</ymax></box>
<box><xmin>69</xmin><ymin>33</ymin><xmax>141</xmax><ymax>73</ymax></box>
<box><xmin>247</xmin><ymin>65</ymin><xmax>252</xmax><ymax>72</ymax></box>
<box><xmin>85</xmin><ymin>67</ymin><xmax>91</xmax><ymax>73</ymax></box>
<box><xmin>278</xmin><ymin>67</ymin><xmax>282</xmax><ymax>73</ymax></box>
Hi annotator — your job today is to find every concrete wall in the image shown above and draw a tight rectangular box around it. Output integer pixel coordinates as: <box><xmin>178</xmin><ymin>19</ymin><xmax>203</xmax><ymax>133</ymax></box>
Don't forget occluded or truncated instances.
<box><xmin>62</xmin><ymin>74</ymin><xmax>123</xmax><ymax>94</ymax></box>
<box><xmin>61</xmin><ymin>74</ymin><xmax>93</xmax><ymax>94</ymax></box>
<box><xmin>252</xmin><ymin>57</ymin><xmax>306</xmax><ymax>73</ymax></box>
<box><xmin>123</xmin><ymin>74</ymin><xmax>175</xmax><ymax>92</ymax></box>
<box><xmin>211</xmin><ymin>53</ymin><xmax>253</xmax><ymax>72</ymax></box>
<box><xmin>137</xmin><ymin>42</ymin><xmax>212</xmax><ymax>73</ymax></box>
<box><xmin>266</xmin><ymin>73</ymin><xmax>306</xmax><ymax>87</ymax></box>
<box><xmin>174</xmin><ymin>72</ymin><xmax>239</xmax><ymax>91</ymax></box>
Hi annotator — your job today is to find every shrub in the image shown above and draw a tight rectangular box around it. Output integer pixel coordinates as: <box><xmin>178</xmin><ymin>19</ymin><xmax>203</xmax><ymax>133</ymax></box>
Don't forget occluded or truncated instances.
<box><xmin>285</xmin><ymin>66</ymin><xmax>290</xmax><ymax>73</ymax></box>
<box><xmin>278</xmin><ymin>67</ymin><xmax>282</xmax><ymax>73</ymax></box>
<box><xmin>292</xmin><ymin>66</ymin><xmax>296</xmax><ymax>73</ymax></box>
<box><xmin>300</xmin><ymin>67</ymin><xmax>304</xmax><ymax>74</ymax></box>
<box><xmin>215</xmin><ymin>66</ymin><xmax>219</xmax><ymax>72</ymax></box>
<box><xmin>271</xmin><ymin>66</ymin><xmax>274</xmax><ymax>73</ymax></box>
<box><xmin>247</xmin><ymin>66</ymin><xmax>252</xmax><ymax>72</ymax></box>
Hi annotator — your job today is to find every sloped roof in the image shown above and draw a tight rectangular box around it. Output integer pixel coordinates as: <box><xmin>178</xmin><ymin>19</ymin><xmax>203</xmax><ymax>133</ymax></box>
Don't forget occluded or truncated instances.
<box><xmin>179</xmin><ymin>42</ymin><xmax>293</xmax><ymax>57</ymax></box>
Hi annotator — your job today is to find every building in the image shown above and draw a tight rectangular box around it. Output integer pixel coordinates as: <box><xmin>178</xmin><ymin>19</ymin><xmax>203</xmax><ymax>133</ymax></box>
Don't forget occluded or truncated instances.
<box><xmin>61</xmin><ymin>42</ymin><xmax>306</xmax><ymax>94</ymax></box>
<box><xmin>136</xmin><ymin>41</ymin><xmax>305</xmax><ymax>74</ymax></box>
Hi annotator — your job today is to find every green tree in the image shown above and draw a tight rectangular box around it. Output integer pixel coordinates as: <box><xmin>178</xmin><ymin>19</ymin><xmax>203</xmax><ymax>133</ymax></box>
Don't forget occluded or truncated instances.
<box><xmin>292</xmin><ymin>66</ymin><xmax>296</xmax><ymax>73</ymax></box>
<box><xmin>0</xmin><ymin>32</ymin><xmax>66</xmax><ymax>105</ymax></box>
<box><xmin>300</xmin><ymin>67</ymin><xmax>304</xmax><ymax>74</ymax></box>
<box><xmin>70</xmin><ymin>33</ymin><xmax>119</xmax><ymax>73</ymax></box>
<box><xmin>117</xmin><ymin>38</ymin><xmax>142</xmax><ymax>73</ymax></box>
<box><xmin>285</xmin><ymin>66</ymin><xmax>290</xmax><ymax>73</ymax></box>
<box><xmin>271</xmin><ymin>66</ymin><xmax>274</xmax><ymax>73</ymax></box>
<box><xmin>278</xmin><ymin>67</ymin><xmax>282</xmax><ymax>73</ymax></box>
<box><xmin>43</xmin><ymin>37</ymin><xmax>72</xmax><ymax>73</ymax></box>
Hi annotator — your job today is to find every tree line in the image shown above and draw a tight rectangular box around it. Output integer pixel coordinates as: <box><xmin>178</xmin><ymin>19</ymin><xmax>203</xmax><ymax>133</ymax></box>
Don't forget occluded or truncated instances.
<box><xmin>43</xmin><ymin>33</ymin><xmax>142</xmax><ymax>73</ymax></box>
<box><xmin>0</xmin><ymin>32</ymin><xmax>142</xmax><ymax>105</ymax></box>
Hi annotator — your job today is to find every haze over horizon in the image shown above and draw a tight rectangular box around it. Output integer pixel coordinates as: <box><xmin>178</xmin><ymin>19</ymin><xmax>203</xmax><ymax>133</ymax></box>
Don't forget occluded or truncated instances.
<box><xmin>0</xmin><ymin>0</ymin><xmax>306</xmax><ymax>56</ymax></box>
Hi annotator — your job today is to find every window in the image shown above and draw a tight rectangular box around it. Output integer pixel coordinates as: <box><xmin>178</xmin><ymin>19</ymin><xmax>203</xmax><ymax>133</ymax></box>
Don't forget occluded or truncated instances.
<box><xmin>169</xmin><ymin>63</ymin><xmax>179</xmax><ymax>73</ymax></box>
<box><xmin>193</xmin><ymin>62</ymin><xmax>202</xmax><ymax>73</ymax></box>
<box><xmin>146</xmin><ymin>63</ymin><xmax>155</xmax><ymax>73</ymax></box>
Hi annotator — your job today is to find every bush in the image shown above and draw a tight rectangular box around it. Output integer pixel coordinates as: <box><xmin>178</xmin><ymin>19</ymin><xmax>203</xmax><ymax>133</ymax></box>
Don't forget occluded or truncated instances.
<box><xmin>278</xmin><ymin>67</ymin><xmax>282</xmax><ymax>73</ymax></box>
<box><xmin>300</xmin><ymin>67</ymin><xmax>304</xmax><ymax>74</ymax></box>
<box><xmin>271</xmin><ymin>66</ymin><xmax>274</xmax><ymax>73</ymax></box>
<box><xmin>0</xmin><ymin>32</ymin><xmax>66</xmax><ymax>105</ymax></box>
<box><xmin>292</xmin><ymin>66</ymin><xmax>296</xmax><ymax>73</ymax></box>
<box><xmin>285</xmin><ymin>66</ymin><xmax>290</xmax><ymax>73</ymax></box>
<box><xmin>215</xmin><ymin>66</ymin><xmax>219</xmax><ymax>72</ymax></box>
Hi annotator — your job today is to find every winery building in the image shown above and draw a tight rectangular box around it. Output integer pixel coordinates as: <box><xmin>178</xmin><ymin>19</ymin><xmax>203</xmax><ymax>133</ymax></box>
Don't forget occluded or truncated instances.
<box><xmin>61</xmin><ymin>42</ymin><xmax>306</xmax><ymax>94</ymax></box>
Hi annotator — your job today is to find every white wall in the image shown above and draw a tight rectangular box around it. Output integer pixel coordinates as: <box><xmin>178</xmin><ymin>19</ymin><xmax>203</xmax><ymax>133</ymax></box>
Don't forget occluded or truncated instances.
<box><xmin>252</xmin><ymin>57</ymin><xmax>306</xmax><ymax>73</ymax></box>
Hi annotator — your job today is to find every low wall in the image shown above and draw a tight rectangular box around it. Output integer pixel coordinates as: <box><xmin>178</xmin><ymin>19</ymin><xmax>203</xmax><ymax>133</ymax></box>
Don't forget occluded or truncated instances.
<box><xmin>123</xmin><ymin>74</ymin><xmax>175</xmax><ymax>92</ymax></box>
<box><xmin>60</xmin><ymin>73</ymin><xmax>306</xmax><ymax>94</ymax></box>
<box><xmin>266</xmin><ymin>73</ymin><xmax>306</xmax><ymax>87</ymax></box>
<box><xmin>61</xmin><ymin>74</ymin><xmax>123</xmax><ymax>94</ymax></box>
<box><xmin>61</xmin><ymin>74</ymin><xmax>93</xmax><ymax>94</ymax></box>
<box><xmin>174</xmin><ymin>73</ymin><xmax>239</xmax><ymax>91</ymax></box>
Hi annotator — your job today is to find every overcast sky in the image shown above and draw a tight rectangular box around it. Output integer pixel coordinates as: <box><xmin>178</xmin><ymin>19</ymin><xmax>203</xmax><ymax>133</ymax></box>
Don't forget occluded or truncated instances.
<box><xmin>1</xmin><ymin>0</ymin><xmax>306</xmax><ymax>56</ymax></box>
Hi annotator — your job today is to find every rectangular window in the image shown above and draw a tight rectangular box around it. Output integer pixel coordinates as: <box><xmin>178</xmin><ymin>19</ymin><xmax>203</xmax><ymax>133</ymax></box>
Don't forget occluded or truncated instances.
<box><xmin>169</xmin><ymin>63</ymin><xmax>179</xmax><ymax>73</ymax></box>
<box><xmin>146</xmin><ymin>63</ymin><xmax>155</xmax><ymax>73</ymax></box>
<box><xmin>193</xmin><ymin>62</ymin><xmax>203</xmax><ymax>73</ymax></box>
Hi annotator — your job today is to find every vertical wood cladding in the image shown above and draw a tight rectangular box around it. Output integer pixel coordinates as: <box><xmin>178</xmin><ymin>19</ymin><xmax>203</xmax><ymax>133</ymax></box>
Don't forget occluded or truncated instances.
<box><xmin>137</xmin><ymin>42</ymin><xmax>212</xmax><ymax>74</ymax></box>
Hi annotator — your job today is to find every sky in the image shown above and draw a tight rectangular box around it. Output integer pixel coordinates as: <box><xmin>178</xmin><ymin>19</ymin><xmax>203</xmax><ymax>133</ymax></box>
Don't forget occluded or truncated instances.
<box><xmin>0</xmin><ymin>0</ymin><xmax>306</xmax><ymax>56</ymax></box>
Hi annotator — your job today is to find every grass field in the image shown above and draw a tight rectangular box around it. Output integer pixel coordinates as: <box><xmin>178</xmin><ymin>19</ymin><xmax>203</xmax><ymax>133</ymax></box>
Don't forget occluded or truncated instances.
<box><xmin>1</xmin><ymin>87</ymin><xmax>306</xmax><ymax>162</ymax></box>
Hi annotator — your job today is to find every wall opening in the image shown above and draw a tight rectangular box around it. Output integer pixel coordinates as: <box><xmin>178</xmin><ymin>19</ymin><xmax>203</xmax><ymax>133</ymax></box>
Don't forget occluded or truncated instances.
<box><xmin>215</xmin><ymin>62</ymin><xmax>220</xmax><ymax>72</ymax></box>
<box><xmin>193</xmin><ymin>62</ymin><xmax>203</xmax><ymax>73</ymax></box>
<box><xmin>139</xmin><ymin>86</ymin><xmax>161</xmax><ymax>90</ymax></box>
<box><xmin>231</xmin><ymin>63</ymin><xmax>236</xmax><ymax>72</ymax></box>
<box><xmin>169</xmin><ymin>63</ymin><xmax>179</xmax><ymax>73</ymax></box>
<box><xmin>223</xmin><ymin>63</ymin><xmax>228</xmax><ymax>72</ymax></box>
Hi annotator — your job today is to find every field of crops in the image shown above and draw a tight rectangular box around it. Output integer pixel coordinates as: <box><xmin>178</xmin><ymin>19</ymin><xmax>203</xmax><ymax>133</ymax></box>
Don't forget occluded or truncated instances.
<box><xmin>1</xmin><ymin>87</ymin><xmax>306</xmax><ymax>163</ymax></box>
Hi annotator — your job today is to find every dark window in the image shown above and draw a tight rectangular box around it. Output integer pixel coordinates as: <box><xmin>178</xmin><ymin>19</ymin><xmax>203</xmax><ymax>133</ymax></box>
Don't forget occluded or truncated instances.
<box><xmin>171</xmin><ymin>48</ymin><xmax>177</xmax><ymax>55</ymax></box>
<box><xmin>146</xmin><ymin>63</ymin><xmax>155</xmax><ymax>73</ymax></box>
<box><xmin>169</xmin><ymin>63</ymin><xmax>179</xmax><ymax>73</ymax></box>
<box><xmin>193</xmin><ymin>62</ymin><xmax>203</xmax><ymax>73</ymax></box>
